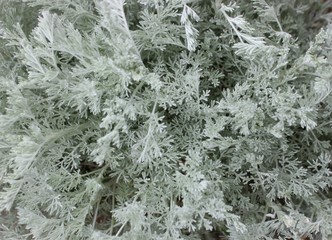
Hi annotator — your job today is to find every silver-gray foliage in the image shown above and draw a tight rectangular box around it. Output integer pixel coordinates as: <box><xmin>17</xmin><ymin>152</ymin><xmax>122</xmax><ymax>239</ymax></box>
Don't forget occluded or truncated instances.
<box><xmin>0</xmin><ymin>0</ymin><xmax>332</xmax><ymax>239</ymax></box>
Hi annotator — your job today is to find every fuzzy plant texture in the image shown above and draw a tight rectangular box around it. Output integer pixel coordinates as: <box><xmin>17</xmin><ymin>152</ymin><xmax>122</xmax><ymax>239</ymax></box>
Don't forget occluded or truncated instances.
<box><xmin>0</xmin><ymin>0</ymin><xmax>332</xmax><ymax>240</ymax></box>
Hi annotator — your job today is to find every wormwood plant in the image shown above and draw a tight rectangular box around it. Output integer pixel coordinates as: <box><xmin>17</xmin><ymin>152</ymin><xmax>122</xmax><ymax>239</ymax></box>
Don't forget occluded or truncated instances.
<box><xmin>0</xmin><ymin>0</ymin><xmax>332</xmax><ymax>239</ymax></box>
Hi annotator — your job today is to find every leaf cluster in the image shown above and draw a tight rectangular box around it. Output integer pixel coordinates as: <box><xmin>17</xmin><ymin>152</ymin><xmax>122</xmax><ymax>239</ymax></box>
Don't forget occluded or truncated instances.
<box><xmin>1</xmin><ymin>0</ymin><xmax>332</xmax><ymax>239</ymax></box>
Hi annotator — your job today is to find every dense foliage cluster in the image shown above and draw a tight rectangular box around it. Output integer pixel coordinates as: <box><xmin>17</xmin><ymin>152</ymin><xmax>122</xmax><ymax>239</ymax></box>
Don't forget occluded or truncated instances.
<box><xmin>1</xmin><ymin>0</ymin><xmax>332</xmax><ymax>239</ymax></box>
